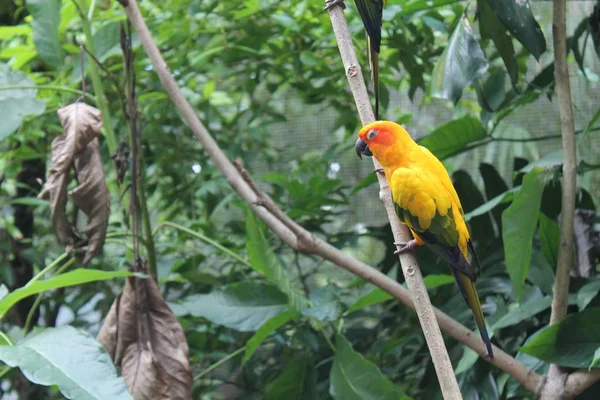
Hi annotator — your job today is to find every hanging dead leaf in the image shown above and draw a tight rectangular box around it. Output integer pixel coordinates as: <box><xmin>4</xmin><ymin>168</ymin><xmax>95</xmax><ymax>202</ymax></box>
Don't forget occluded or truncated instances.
<box><xmin>38</xmin><ymin>102</ymin><xmax>109</xmax><ymax>265</ymax></box>
<box><xmin>71</xmin><ymin>140</ymin><xmax>110</xmax><ymax>265</ymax></box>
<box><xmin>98</xmin><ymin>272</ymin><xmax>193</xmax><ymax>400</ymax></box>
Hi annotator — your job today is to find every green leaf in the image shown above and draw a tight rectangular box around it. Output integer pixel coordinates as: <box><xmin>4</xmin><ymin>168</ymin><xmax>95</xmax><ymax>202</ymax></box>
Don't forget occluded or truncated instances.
<box><xmin>26</xmin><ymin>0</ymin><xmax>63</xmax><ymax>69</ymax></box>
<box><xmin>423</xmin><ymin>274</ymin><xmax>456</xmax><ymax>289</ymax></box>
<box><xmin>590</xmin><ymin>347</ymin><xmax>600</xmax><ymax>370</ymax></box>
<box><xmin>265</xmin><ymin>352</ymin><xmax>317</xmax><ymax>400</ymax></box>
<box><xmin>0</xmin><ymin>285</ymin><xmax>7</xmax><ymax>302</ymax></box>
<box><xmin>246</xmin><ymin>211</ymin><xmax>309</xmax><ymax>311</ymax></box>
<box><xmin>479</xmin><ymin>163</ymin><xmax>510</xmax><ymax>230</ymax></box>
<box><xmin>577</xmin><ymin>280</ymin><xmax>600</xmax><ymax>311</ymax></box>
<box><xmin>520</xmin><ymin>308</ymin><xmax>600</xmax><ymax>368</ymax></box>
<box><xmin>520</xmin><ymin>150</ymin><xmax>563</xmax><ymax>173</ymax></box>
<box><xmin>465</xmin><ymin>187</ymin><xmax>519</xmax><ymax>221</ymax></box>
<box><xmin>330</xmin><ymin>334</ymin><xmax>409</xmax><ymax>400</ymax></box>
<box><xmin>0</xmin><ymin>269</ymin><xmax>133</xmax><ymax>317</ymax></box>
<box><xmin>10</xmin><ymin>197</ymin><xmax>50</xmax><ymax>207</ymax></box>
<box><xmin>243</xmin><ymin>309</ymin><xmax>298</xmax><ymax>364</ymax></box>
<box><xmin>538</xmin><ymin>213</ymin><xmax>560</xmax><ymax>269</ymax></box>
<box><xmin>0</xmin><ymin>326</ymin><xmax>132</xmax><ymax>399</ymax></box>
<box><xmin>502</xmin><ymin>168</ymin><xmax>545</xmax><ymax>301</ymax></box>
<box><xmin>0</xmin><ymin>65</ymin><xmax>46</xmax><ymax>140</ymax></box>
<box><xmin>418</xmin><ymin>117</ymin><xmax>487</xmax><ymax>159</ymax></box>
<box><xmin>431</xmin><ymin>14</ymin><xmax>488</xmax><ymax>103</ymax></box>
<box><xmin>485</xmin><ymin>0</ymin><xmax>546</xmax><ymax>60</ymax></box>
<box><xmin>301</xmin><ymin>286</ymin><xmax>343</xmax><ymax>322</ymax></box>
<box><xmin>346</xmin><ymin>288</ymin><xmax>393</xmax><ymax>315</ymax></box>
<box><xmin>478</xmin><ymin>0</ymin><xmax>518</xmax><ymax>82</ymax></box>
<box><xmin>174</xmin><ymin>281</ymin><xmax>288</xmax><ymax>332</ymax></box>
<box><xmin>492</xmin><ymin>295</ymin><xmax>551</xmax><ymax>330</ymax></box>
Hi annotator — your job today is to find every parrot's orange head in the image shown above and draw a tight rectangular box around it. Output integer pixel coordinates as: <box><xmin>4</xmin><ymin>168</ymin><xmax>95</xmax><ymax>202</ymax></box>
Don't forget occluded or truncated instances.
<box><xmin>355</xmin><ymin>121</ymin><xmax>411</xmax><ymax>166</ymax></box>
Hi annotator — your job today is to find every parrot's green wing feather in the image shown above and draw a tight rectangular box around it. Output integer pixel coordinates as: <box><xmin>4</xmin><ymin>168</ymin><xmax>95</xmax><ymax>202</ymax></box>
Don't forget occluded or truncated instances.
<box><xmin>354</xmin><ymin>0</ymin><xmax>383</xmax><ymax>118</ymax></box>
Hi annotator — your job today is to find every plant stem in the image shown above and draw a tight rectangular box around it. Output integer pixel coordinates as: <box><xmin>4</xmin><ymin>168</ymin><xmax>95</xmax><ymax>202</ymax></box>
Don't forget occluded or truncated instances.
<box><xmin>0</xmin><ymin>85</ymin><xmax>93</xmax><ymax>101</ymax></box>
<box><xmin>154</xmin><ymin>222</ymin><xmax>249</xmax><ymax>267</ymax></box>
<box><xmin>23</xmin><ymin>258</ymin><xmax>76</xmax><ymax>333</ymax></box>
<box><xmin>0</xmin><ymin>330</ymin><xmax>14</xmax><ymax>346</ymax></box>
<box><xmin>539</xmin><ymin>1</ymin><xmax>580</xmax><ymax>398</ymax></box>
<box><xmin>76</xmin><ymin>0</ymin><xmax>117</xmax><ymax>154</ymax></box>
<box><xmin>27</xmin><ymin>253</ymin><xmax>69</xmax><ymax>286</ymax></box>
<box><xmin>139</xmin><ymin>175</ymin><xmax>157</xmax><ymax>276</ymax></box>
<box><xmin>194</xmin><ymin>346</ymin><xmax>246</xmax><ymax>381</ymax></box>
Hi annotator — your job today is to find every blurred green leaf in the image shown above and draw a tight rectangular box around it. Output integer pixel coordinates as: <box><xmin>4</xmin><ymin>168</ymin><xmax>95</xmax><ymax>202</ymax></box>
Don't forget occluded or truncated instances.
<box><xmin>346</xmin><ymin>288</ymin><xmax>393</xmax><ymax>315</ymax></box>
<box><xmin>538</xmin><ymin>213</ymin><xmax>560</xmax><ymax>269</ymax></box>
<box><xmin>520</xmin><ymin>150</ymin><xmax>563</xmax><ymax>173</ymax></box>
<box><xmin>0</xmin><ymin>269</ymin><xmax>133</xmax><ymax>317</ymax></box>
<box><xmin>243</xmin><ymin>309</ymin><xmax>298</xmax><ymax>364</ymax></box>
<box><xmin>478</xmin><ymin>0</ymin><xmax>518</xmax><ymax>82</ymax></box>
<box><xmin>479</xmin><ymin>163</ymin><xmax>510</xmax><ymax>231</ymax></box>
<box><xmin>502</xmin><ymin>168</ymin><xmax>545</xmax><ymax>301</ymax></box>
<box><xmin>418</xmin><ymin>117</ymin><xmax>487</xmax><ymax>159</ymax></box>
<box><xmin>330</xmin><ymin>334</ymin><xmax>410</xmax><ymax>400</ymax></box>
<box><xmin>423</xmin><ymin>274</ymin><xmax>456</xmax><ymax>289</ymax></box>
<box><xmin>301</xmin><ymin>285</ymin><xmax>343</xmax><ymax>322</ymax></box>
<box><xmin>485</xmin><ymin>0</ymin><xmax>546</xmax><ymax>60</ymax></box>
<box><xmin>431</xmin><ymin>14</ymin><xmax>488</xmax><ymax>103</ymax></box>
<box><xmin>0</xmin><ymin>326</ymin><xmax>132</xmax><ymax>399</ymax></box>
<box><xmin>246</xmin><ymin>211</ymin><xmax>309</xmax><ymax>311</ymax></box>
<box><xmin>492</xmin><ymin>295</ymin><xmax>551</xmax><ymax>330</ymax></box>
<box><xmin>26</xmin><ymin>0</ymin><xmax>63</xmax><ymax>69</ymax></box>
<box><xmin>578</xmin><ymin>280</ymin><xmax>600</xmax><ymax>311</ymax></box>
<box><xmin>174</xmin><ymin>281</ymin><xmax>288</xmax><ymax>332</ymax></box>
<box><xmin>465</xmin><ymin>187</ymin><xmax>519</xmax><ymax>221</ymax></box>
<box><xmin>476</xmin><ymin>69</ymin><xmax>507</xmax><ymax>112</ymax></box>
<box><xmin>10</xmin><ymin>197</ymin><xmax>49</xmax><ymax>207</ymax></box>
<box><xmin>520</xmin><ymin>308</ymin><xmax>600</xmax><ymax>368</ymax></box>
<box><xmin>0</xmin><ymin>285</ymin><xmax>7</xmax><ymax>302</ymax></box>
<box><xmin>265</xmin><ymin>352</ymin><xmax>317</xmax><ymax>400</ymax></box>
<box><xmin>0</xmin><ymin>65</ymin><xmax>46</xmax><ymax>140</ymax></box>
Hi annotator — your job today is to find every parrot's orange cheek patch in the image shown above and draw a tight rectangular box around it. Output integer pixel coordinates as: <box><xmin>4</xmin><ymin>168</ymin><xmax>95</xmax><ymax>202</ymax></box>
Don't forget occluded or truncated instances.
<box><xmin>374</xmin><ymin>130</ymin><xmax>395</xmax><ymax>147</ymax></box>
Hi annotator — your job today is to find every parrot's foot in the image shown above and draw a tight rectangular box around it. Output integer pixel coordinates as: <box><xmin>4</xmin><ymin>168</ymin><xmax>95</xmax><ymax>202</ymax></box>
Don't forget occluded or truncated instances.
<box><xmin>393</xmin><ymin>239</ymin><xmax>417</xmax><ymax>255</ymax></box>
<box><xmin>373</xmin><ymin>168</ymin><xmax>385</xmax><ymax>175</ymax></box>
<box><xmin>324</xmin><ymin>0</ymin><xmax>346</xmax><ymax>11</ymax></box>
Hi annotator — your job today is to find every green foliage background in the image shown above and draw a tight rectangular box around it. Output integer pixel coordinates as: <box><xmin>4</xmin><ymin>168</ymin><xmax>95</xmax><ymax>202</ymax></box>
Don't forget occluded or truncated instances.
<box><xmin>0</xmin><ymin>0</ymin><xmax>599</xmax><ymax>399</ymax></box>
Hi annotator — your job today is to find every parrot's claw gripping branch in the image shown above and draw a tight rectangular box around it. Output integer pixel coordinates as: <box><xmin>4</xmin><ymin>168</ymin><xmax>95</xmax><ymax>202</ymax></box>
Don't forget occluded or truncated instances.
<box><xmin>324</xmin><ymin>0</ymin><xmax>346</xmax><ymax>11</ymax></box>
<box><xmin>393</xmin><ymin>240</ymin><xmax>417</xmax><ymax>255</ymax></box>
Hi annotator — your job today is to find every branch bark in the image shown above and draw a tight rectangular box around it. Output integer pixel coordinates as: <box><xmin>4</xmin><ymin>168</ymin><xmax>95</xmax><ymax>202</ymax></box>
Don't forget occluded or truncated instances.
<box><xmin>539</xmin><ymin>1</ymin><xmax>580</xmax><ymax>399</ymax></box>
<box><xmin>325</xmin><ymin>4</ymin><xmax>462</xmax><ymax>398</ymax></box>
<box><xmin>119</xmin><ymin>0</ymin><xmax>541</xmax><ymax>395</ymax></box>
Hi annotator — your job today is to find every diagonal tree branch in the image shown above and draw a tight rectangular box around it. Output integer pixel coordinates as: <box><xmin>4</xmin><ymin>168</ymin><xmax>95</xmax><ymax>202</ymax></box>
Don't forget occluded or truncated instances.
<box><xmin>119</xmin><ymin>0</ymin><xmax>541</xmax><ymax>394</ymax></box>
<box><xmin>325</xmin><ymin>4</ymin><xmax>461</xmax><ymax>397</ymax></box>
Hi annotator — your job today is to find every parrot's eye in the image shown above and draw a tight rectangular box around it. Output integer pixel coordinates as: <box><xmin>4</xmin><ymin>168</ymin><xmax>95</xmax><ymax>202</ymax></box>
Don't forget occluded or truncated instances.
<box><xmin>366</xmin><ymin>129</ymin><xmax>377</xmax><ymax>140</ymax></box>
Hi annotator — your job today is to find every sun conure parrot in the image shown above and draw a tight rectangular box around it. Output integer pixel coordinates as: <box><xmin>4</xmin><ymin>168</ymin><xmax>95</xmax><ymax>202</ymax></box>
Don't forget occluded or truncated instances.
<box><xmin>325</xmin><ymin>0</ymin><xmax>383</xmax><ymax>118</ymax></box>
<box><xmin>355</xmin><ymin>120</ymin><xmax>494</xmax><ymax>359</ymax></box>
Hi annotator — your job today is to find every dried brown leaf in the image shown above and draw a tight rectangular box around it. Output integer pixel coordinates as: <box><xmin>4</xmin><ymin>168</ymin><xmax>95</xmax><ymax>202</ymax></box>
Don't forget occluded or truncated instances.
<box><xmin>55</xmin><ymin>103</ymin><xmax>103</xmax><ymax>172</ymax></box>
<box><xmin>98</xmin><ymin>275</ymin><xmax>193</xmax><ymax>400</ymax></box>
<box><xmin>71</xmin><ymin>140</ymin><xmax>110</xmax><ymax>265</ymax></box>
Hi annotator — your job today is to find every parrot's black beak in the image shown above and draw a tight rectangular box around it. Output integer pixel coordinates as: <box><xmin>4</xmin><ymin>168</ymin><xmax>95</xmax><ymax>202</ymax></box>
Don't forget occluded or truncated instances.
<box><xmin>355</xmin><ymin>138</ymin><xmax>372</xmax><ymax>159</ymax></box>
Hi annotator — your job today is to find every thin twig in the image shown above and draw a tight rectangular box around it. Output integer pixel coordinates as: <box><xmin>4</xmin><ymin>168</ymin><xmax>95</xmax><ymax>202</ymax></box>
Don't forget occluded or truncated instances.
<box><xmin>538</xmin><ymin>1</ymin><xmax>581</xmax><ymax>398</ymax></box>
<box><xmin>119</xmin><ymin>0</ymin><xmax>541</xmax><ymax>393</ymax></box>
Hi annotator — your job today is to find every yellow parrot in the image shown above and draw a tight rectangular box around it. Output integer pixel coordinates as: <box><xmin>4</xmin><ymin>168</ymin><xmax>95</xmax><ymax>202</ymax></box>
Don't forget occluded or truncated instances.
<box><xmin>355</xmin><ymin>120</ymin><xmax>494</xmax><ymax>358</ymax></box>
<box><xmin>325</xmin><ymin>0</ymin><xmax>384</xmax><ymax>118</ymax></box>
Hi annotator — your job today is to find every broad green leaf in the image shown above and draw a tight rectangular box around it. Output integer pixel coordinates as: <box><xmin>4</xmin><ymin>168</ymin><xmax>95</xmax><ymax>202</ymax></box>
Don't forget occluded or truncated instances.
<box><xmin>418</xmin><ymin>117</ymin><xmax>487</xmax><ymax>159</ymax></box>
<box><xmin>423</xmin><ymin>274</ymin><xmax>456</xmax><ymax>289</ymax></box>
<box><xmin>26</xmin><ymin>0</ymin><xmax>63</xmax><ymax>69</ymax></box>
<box><xmin>520</xmin><ymin>308</ymin><xmax>600</xmax><ymax>368</ymax></box>
<box><xmin>431</xmin><ymin>14</ymin><xmax>488</xmax><ymax>103</ymax></box>
<box><xmin>346</xmin><ymin>288</ymin><xmax>393</xmax><ymax>315</ymax></box>
<box><xmin>0</xmin><ymin>65</ymin><xmax>46</xmax><ymax>140</ymax></box>
<box><xmin>0</xmin><ymin>326</ymin><xmax>132</xmax><ymax>399</ymax></box>
<box><xmin>492</xmin><ymin>295</ymin><xmax>551</xmax><ymax>330</ymax></box>
<box><xmin>0</xmin><ymin>269</ymin><xmax>133</xmax><ymax>317</ymax></box>
<box><xmin>246</xmin><ymin>211</ymin><xmax>309</xmax><ymax>311</ymax></box>
<box><xmin>243</xmin><ymin>309</ymin><xmax>298</xmax><ymax>364</ymax></box>
<box><xmin>0</xmin><ymin>25</ymin><xmax>32</xmax><ymax>40</ymax></box>
<box><xmin>330</xmin><ymin>334</ymin><xmax>409</xmax><ymax>400</ymax></box>
<box><xmin>485</xmin><ymin>0</ymin><xmax>546</xmax><ymax>60</ymax></box>
<box><xmin>502</xmin><ymin>169</ymin><xmax>545</xmax><ymax>301</ymax></box>
<box><xmin>478</xmin><ymin>0</ymin><xmax>518</xmax><ymax>82</ymax></box>
<box><xmin>520</xmin><ymin>150</ymin><xmax>563</xmax><ymax>173</ymax></box>
<box><xmin>10</xmin><ymin>197</ymin><xmax>50</xmax><ymax>207</ymax></box>
<box><xmin>174</xmin><ymin>281</ymin><xmax>288</xmax><ymax>332</ymax></box>
<box><xmin>538</xmin><ymin>213</ymin><xmax>559</xmax><ymax>269</ymax></box>
<box><xmin>476</xmin><ymin>69</ymin><xmax>507</xmax><ymax>112</ymax></box>
<box><xmin>301</xmin><ymin>286</ymin><xmax>343</xmax><ymax>322</ymax></box>
<box><xmin>265</xmin><ymin>352</ymin><xmax>317</xmax><ymax>400</ymax></box>
<box><xmin>590</xmin><ymin>347</ymin><xmax>600</xmax><ymax>369</ymax></box>
<box><xmin>577</xmin><ymin>280</ymin><xmax>600</xmax><ymax>311</ymax></box>
<box><xmin>455</xmin><ymin>347</ymin><xmax>479</xmax><ymax>375</ymax></box>
<box><xmin>465</xmin><ymin>187</ymin><xmax>519</xmax><ymax>221</ymax></box>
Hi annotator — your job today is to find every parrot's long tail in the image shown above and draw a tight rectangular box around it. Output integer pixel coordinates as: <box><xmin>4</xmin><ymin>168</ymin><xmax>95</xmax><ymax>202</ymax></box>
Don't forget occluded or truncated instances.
<box><xmin>451</xmin><ymin>268</ymin><xmax>494</xmax><ymax>359</ymax></box>
<box><xmin>366</xmin><ymin>35</ymin><xmax>379</xmax><ymax>119</ymax></box>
